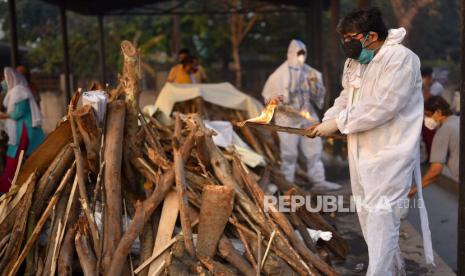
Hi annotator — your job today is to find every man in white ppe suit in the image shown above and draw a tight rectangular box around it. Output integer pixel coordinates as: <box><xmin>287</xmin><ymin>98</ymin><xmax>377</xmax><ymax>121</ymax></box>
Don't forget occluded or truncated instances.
<box><xmin>262</xmin><ymin>39</ymin><xmax>341</xmax><ymax>191</ymax></box>
<box><xmin>310</xmin><ymin>8</ymin><xmax>434</xmax><ymax>275</ymax></box>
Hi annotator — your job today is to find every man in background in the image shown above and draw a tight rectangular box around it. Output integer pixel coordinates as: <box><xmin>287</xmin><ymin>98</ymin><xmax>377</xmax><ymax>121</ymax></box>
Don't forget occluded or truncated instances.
<box><xmin>409</xmin><ymin>96</ymin><xmax>459</xmax><ymax>197</ymax></box>
<box><xmin>262</xmin><ymin>39</ymin><xmax>341</xmax><ymax>191</ymax></box>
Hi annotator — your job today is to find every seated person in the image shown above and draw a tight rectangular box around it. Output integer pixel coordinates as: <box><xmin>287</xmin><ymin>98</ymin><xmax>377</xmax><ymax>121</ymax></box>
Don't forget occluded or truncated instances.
<box><xmin>409</xmin><ymin>96</ymin><xmax>459</xmax><ymax>197</ymax></box>
<box><xmin>167</xmin><ymin>56</ymin><xmax>194</xmax><ymax>84</ymax></box>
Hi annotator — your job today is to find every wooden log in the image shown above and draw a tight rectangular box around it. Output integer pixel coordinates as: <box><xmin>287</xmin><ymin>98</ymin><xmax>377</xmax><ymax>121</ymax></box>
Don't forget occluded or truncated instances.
<box><xmin>7</xmin><ymin>165</ymin><xmax>73</xmax><ymax>276</ymax></box>
<box><xmin>241</xmin><ymin>121</ymin><xmax>346</xmax><ymax>140</ymax></box>
<box><xmin>236</xmin><ymin>157</ymin><xmax>338</xmax><ymax>276</ymax></box>
<box><xmin>196</xmin><ymin>185</ymin><xmax>234</xmax><ymax>258</ymax></box>
<box><xmin>15</xmin><ymin>120</ymin><xmax>72</xmax><ymax>190</ymax></box>
<box><xmin>41</xmin><ymin>178</ymin><xmax>73</xmax><ymax>276</ymax></box>
<box><xmin>0</xmin><ymin>173</ymin><xmax>36</xmax><ymax>273</ymax></box>
<box><xmin>147</xmin><ymin>190</ymin><xmax>179</xmax><ymax>276</ymax></box>
<box><xmin>102</xmin><ymin>99</ymin><xmax>126</xmax><ymax>273</ymax></box>
<box><xmin>32</xmin><ymin>144</ymin><xmax>74</xmax><ymax>215</ymax></box>
<box><xmin>69</xmin><ymin>108</ymin><xmax>100</xmax><ymax>260</ymax></box>
<box><xmin>194</xmin><ymin>130</ymin><xmax>212</xmax><ymax>171</ymax></box>
<box><xmin>139</xmin><ymin>220</ymin><xmax>155</xmax><ymax>276</ymax></box>
<box><xmin>71</xmin><ymin>104</ymin><xmax>101</xmax><ymax>173</ymax></box>
<box><xmin>218</xmin><ymin>237</ymin><xmax>255</xmax><ymax>276</ymax></box>
<box><xmin>109</xmin><ymin>129</ymin><xmax>197</xmax><ymax>276</ymax></box>
<box><xmin>57</xmin><ymin>227</ymin><xmax>75</xmax><ymax>276</ymax></box>
<box><xmin>75</xmin><ymin>228</ymin><xmax>97</xmax><ymax>276</ymax></box>
<box><xmin>187</xmin><ymin>114</ymin><xmax>317</xmax><ymax>275</ymax></box>
<box><xmin>120</xmin><ymin>40</ymin><xmax>140</xmax><ymax>148</ymax></box>
<box><xmin>198</xmin><ymin>255</ymin><xmax>236</xmax><ymax>276</ymax></box>
<box><xmin>173</xmin><ymin>113</ymin><xmax>195</xmax><ymax>258</ymax></box>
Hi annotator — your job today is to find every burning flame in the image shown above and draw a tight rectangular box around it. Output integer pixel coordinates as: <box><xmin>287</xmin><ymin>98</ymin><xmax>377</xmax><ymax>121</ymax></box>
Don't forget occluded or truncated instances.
<box><xmin>299</xmin><ymin>111</ymin><xmax>318</xmax><ymax>124</ymax></box>
<box><xmin>238</xmin><ymin>98</ymin><xmax>279</xmax><ymax>126</ymax></box>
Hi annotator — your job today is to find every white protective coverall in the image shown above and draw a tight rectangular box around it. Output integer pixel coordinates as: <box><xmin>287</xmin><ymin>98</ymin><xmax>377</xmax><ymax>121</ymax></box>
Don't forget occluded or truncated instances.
<box><xmin>262</xmin><ymin>40</ymin><xmax>335</xmax><ymax>188</ymax></box>
<box><xmin>323</xmin><ymin>28</ymin><xmax>434</xmax><ymax>275</ymax></box>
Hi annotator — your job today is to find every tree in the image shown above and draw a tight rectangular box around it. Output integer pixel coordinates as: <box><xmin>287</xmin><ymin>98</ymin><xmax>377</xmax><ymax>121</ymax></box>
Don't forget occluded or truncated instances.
<box><xmin>389</xmin><ymin>0</ymin><xmax>435</xmax><ymax>34</ymax></box>
<box><xmin>226</xmin><ymin>0</ymin><xmax>262</xmax><ymax>88</ymax></box>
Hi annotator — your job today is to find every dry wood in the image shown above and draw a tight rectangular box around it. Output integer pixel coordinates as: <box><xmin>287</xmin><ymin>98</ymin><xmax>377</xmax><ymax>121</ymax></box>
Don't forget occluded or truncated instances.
<box><xmin>198</xmin><ymin>255</ymin><xmax>236</xmax><ymax>276</ymax></box>
<box><xmin>72</xmin><ymin>104</ymin><xmax>101</xmax><ymax>173</ymax></box>
<box><xmin>196</xmin><ymin>185</ymin><xmax>234</xmax><ymax>258</ymax></box>
<box><xmin>0</xmin><ymin>173</ymin><xmax>36</xmax><ymax>273</ymax></box>
<box><xmin>110</xmin><ymin>128</ymin><xmax>196</xmax><ymax>276</ymax></box>
<box><xmin>57</xmin><ymin>227</ymin><xmax>75</xmax><ymax>276</ymax></box>
<box><xmin>173</xmin><ymin>113</ymin><xmax>195</xmax><ymax>258</ymax></box>
<box><xmin>218</xmin><ymin>236</ymin><xmax>255</xmax><ymax>276</ymax></box>
<box><xmin>236</xmin><ymin>157</ymin><xmax>337</xmax><ymax>276</ymax></box>
<box><xmin>120</xmin><ymin>40</ymin><xmax>141</xmax><ymax>148</ymax></box>
<box><xmin>75</xmin><ymin>228</ymin><xmax>97</xmax><ymax>276</ymax></box>
<box><xmin>102</xmin><ymin>99</ymin><xmax>126</xmax><ymax>272</ymax></box>
<box><xmin>241</xmin><ymin>121</ymin><xmax>347</xmax><ymax>140</ymax></box>
<box><xmin>147</xmin><ymin>190</ymin><xmax>179</xmax><ymax>276</ymax></box>
<box><xmin>13</xmin><ymin>120</ymin><xmax>72</xmax><ymax>190</ymax></box>
<box><xmin>7</xmin><ymin>165</ymin><xmax>74</xmax><ymax>276</ymax></box>
<box><xmin>41</xmin><ymin>178</ymin><xmax>73</xmax><ymax>276</ymax></box>
<box><xmin>70</xmin><ymin>107</ymin><xmax>100</xmax><ymax>261</ymax></box>
<box><xmin>188</xmin><ymin>114</ymin><xmax>316</xmax><ymax>275</ymax></box>
<box><xmin>138</xmin><ymin>222</ymin><xmax>154</xmax><ymax>276</ymax></box>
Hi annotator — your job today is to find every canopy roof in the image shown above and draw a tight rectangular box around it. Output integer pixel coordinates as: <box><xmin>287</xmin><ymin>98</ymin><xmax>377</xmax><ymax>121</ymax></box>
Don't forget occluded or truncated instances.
<box><xmin>39</xmin><ymin>0</ymin><xmax>314</xmax><ymax>16</ymax></box>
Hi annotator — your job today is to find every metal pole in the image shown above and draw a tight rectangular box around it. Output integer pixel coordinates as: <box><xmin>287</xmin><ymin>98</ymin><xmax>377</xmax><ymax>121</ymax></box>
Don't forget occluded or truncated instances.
<box><xmin>458</xmin><ymin>0</ymin><xmax>465</xmax><ymax>274</ymax></box>
<box><xmin>60</xmin><ymin>4</ymin><xmax>71</xmax><ymax>104</ymax></box>
<box><xmin>8</xmin><ymin>0</ymin><xmax>19</xmax><ymax>67</ymax></box>
<box><xmin>98</xmin><ymin>14</ymin><xmax>106</xmax><ymax>85</ymax></box>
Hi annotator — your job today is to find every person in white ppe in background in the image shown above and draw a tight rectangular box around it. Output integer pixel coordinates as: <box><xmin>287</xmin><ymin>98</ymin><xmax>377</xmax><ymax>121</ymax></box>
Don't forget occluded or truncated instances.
<box><xmin>309</xmin><ymin>8</ymin><xmax>434</xmax><ymax>275</ymax></box>
<box><xmin>262</xmin><ymin>39</ymin><xmax>341</xmax><ymax>191</ymax></box>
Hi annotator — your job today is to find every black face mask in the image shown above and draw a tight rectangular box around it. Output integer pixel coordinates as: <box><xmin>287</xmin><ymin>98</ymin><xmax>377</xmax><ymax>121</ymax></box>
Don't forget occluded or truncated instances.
<box><xmin>341</xmin><ymin>39</ymin><xmax>362</xmax><ymax>59</ymax></box>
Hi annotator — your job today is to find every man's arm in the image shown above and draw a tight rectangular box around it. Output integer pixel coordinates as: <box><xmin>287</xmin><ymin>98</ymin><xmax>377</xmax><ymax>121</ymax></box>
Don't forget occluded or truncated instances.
<box><xmin>335</xmin><ymin>55</ymin><xmax>417</xmax><ymax>134</ymax></box>
<box><xmin>409</xmin><ymin>163</ymin><xmax>443</xmax><ymax>198</ymax></box>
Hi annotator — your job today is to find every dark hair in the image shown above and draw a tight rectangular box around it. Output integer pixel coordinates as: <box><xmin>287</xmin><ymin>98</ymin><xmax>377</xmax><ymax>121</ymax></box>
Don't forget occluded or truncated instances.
<box><xmin>178</xmin><ymin>48</ymin><xmax>190</xmax><ymax>56</ymax></box>
<box><xmin>425</xmin><ymin>96</ymin><xmax>452</xmax><ymax>116</ymax></box>
<box><xmin>338</xmin><ymin>7</ymin><xmax>388</xmax><ymax>40</ymax></box>
<box><xmin>421</xmin><ymin>67</ymin><xmax>433</xmax><ymax>77</ymax></box>
<box><xmin>181</xmin><ymin>56</ymin><xmax>194</xmax><ymax>68</ymax></box>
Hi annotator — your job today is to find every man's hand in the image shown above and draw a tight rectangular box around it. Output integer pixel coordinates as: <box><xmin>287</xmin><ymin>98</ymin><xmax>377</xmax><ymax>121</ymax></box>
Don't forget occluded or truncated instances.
<box><xmin>311</xmin><ymin>119</ymin><xmax>338</xmax><ymax>137</ymax></box>
<box><xmin>306</xmin><ymin>124</ymin><xmax>319</xmax><ymax>138</ymax></box>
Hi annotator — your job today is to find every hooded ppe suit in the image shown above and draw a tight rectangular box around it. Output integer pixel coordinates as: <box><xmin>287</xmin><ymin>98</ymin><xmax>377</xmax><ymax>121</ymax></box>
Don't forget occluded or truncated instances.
<box><xmin>323</xmin><ymin>28</ymin><xmax>434</xmax><ymax>275</ymax></box>
<box><xmin>262</xmin><ymin>40</ymin><xmax>331</xmax><ymax>186</ymax></box>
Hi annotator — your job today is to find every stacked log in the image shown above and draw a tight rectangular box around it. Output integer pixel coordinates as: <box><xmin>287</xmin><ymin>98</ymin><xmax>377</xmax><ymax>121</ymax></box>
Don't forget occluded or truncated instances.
<box><xmin>0</xmin><ymin>40</ymin><xmax>348</xmax><ymax>276</ymax></box>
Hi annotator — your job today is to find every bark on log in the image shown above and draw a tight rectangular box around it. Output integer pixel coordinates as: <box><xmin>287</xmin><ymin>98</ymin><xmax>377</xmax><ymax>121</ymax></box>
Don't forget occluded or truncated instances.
<box><xmin>196</xmin><ymin>185</ymin><xmax>234</xmax><ymax>258</ymax></box>
<box><xmin>120</xmin><ymin>40</ymin><xmax>140</xmax><ymax>149</ymax></box>
<box><xmin>173</xmin><ymin>113</ymin><xmax>195</xmax><ymax>258</ymax></box>
<box><xmin>187</xmin><ymin>114</ymin><xmax>316</xmax><ymax>275</ymax></box>
<box><xmin>218</xmin><ymin>237</ymin><xmax>255</xmax><ymax>276</ymax></box>
<box><xmin>75</xmin><ymin>230</ymin><xmax>97</xmax><ymax>276</ymax></box>
<box><xmin>236</xmin><ymin>157</ymin><xmax>337</xmax><ymax>276</ymax></box>
<box><xmin>7</xmin><ymin>165</ymin><xmax>73</xmax><ymax>276</ymax></box>
<box><xmin>57</xmin><ymin>227</ymin><xmax>76</xmax><ymax>276</ymax></box>
<box><xmin>109</xmin><ymin>129</ymin><xmax>196</xmax><ymax>276</ymax></box>
<box><xmin>72</xmin><ymin>104</ymin><xmax>101</xmax><ymax>173</ymax></box>
<box><xmin>241</xmin><ymin>121</ymin><xmax>346</xmax><ymax>140</ymax></box>
<box><xmin>198</xmin><ymin>255</ymin><xmax>236</xmax><ymax>276</ymax></box>
<box><xmin>0</xmin><ymin>173</ymin><xmax>36</xmax><ymax>273</ymax></box>
<box><xmin>102</xmin><ymin>100</ymin><xmax>126</xmax><ymax>273</ymax></box>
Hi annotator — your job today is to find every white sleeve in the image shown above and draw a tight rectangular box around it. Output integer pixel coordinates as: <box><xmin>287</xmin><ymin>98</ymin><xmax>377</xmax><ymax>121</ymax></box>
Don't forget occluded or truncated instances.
<box><xmin>322</xmin><ymin>61</ymin><xmax>350</xmax><ymax>121</ymax></box>
<box><xmin>335</xmin><ymin>56</ymin><xmax>418</xmax><ymax>134</ymax></box>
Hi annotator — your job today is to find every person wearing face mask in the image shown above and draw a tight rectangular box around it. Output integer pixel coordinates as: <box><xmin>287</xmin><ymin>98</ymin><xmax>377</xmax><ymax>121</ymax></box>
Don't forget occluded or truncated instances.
<box><xmin>309</xmin><ymin>8</ymin><xmax>434</xmax><ymax>275</ymax></box>
<box><xmin>0</xmin><ymin>68</ymin><xmax>44</xmax><ymax>194</ymax></box>
<box><xmin>409</xmin><ymin>96</ymin><xmax>458</xmax><ymax>198</ymax></box>
<box><xmin>262</xmin><ymin>39</ymin><xmax>341</xmax><ymax>191</ymax></box>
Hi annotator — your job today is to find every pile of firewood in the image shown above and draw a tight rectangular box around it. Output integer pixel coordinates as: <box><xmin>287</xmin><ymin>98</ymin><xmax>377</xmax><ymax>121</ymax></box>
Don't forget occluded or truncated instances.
<box><xmin>0</xmin><ymin>41</ymin><xmax>348</xmax><ymax>276</ymax></box>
